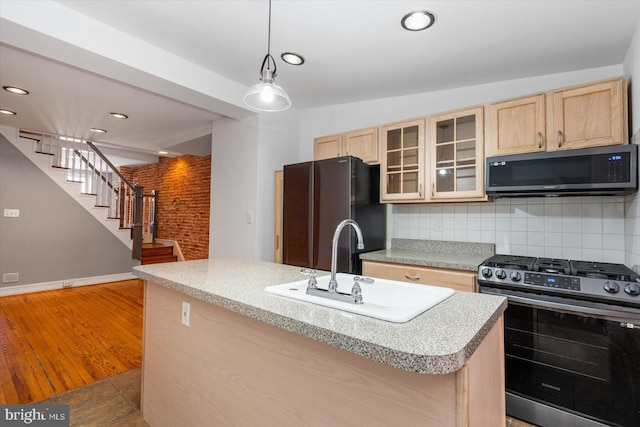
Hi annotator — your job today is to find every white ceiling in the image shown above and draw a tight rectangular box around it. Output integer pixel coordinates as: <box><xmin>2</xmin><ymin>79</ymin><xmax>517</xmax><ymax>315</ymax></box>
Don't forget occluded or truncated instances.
<box><xmin>1</xmin><ymin>1</ymin><xmax>640</xmax><ymax>164</ymax></box>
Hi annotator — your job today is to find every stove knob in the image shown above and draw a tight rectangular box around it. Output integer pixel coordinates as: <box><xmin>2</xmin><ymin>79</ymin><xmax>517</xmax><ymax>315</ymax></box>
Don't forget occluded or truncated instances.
<box><xmin>624</xmin><ymin>283</ymin><xmax>640</xmax><ymax>297</ymax></box>
<box><xmin>481</xmin><ymin>268</ymin><xmax>493</xmax><ymax>279</ymax></box>
<box><xmin>510</xmin><ymin>271</ymin><xmax>522</xmax><ymax>282</ymax></box>
<box><xmin>603</xmin><ymin>281</ymin><xmax>619</xmax><ymax>294</ymax></box>
<box><xmin>495</xmin><ymin>269</ymin><xmax>507</xmax><ymax>280</ymax></box>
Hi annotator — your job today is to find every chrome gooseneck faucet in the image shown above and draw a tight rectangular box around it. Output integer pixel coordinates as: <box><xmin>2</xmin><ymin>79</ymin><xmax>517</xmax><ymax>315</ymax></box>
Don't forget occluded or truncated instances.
<box><xmin>328</xmin><ymin>219</ymin><xmax>364</xmax><ymax>293</ymax></box>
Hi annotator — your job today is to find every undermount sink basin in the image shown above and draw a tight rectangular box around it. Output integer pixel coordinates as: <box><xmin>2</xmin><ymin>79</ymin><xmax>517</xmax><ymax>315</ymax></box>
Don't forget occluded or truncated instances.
<box><xmin>265</xmin><ymin>273</ymin><xmax>455</xmax><ymax>323</ymax></box>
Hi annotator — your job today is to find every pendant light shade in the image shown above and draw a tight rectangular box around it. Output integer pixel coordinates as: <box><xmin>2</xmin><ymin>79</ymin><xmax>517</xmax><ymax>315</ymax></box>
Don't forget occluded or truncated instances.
<box><xmin>244</xmin><ymin>0</ymin><xmax>291</xmax><ymax>112</ymax></box>
<box><xmin>244</xmin><ymin>55</ymin><xmax>291</xmax><ymax>111</ymax></box>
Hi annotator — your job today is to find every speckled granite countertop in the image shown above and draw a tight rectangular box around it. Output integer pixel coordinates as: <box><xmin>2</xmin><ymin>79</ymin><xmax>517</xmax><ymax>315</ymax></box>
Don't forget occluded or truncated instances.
<box><xmin>133</xmin><ymin>258</ymin><xmax>506</xmax><ymax>375</ymax></box>
<box><xmin>360</xmin><ymin>239</ymin><xmax>495</xmax><ymax>271</ymax></box>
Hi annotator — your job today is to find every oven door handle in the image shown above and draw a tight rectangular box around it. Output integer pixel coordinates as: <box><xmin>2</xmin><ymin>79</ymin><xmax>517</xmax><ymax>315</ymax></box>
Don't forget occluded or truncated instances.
<box><xmin>482</xmin><ymin>289</ymin><xmax>640</xmax><ymax>324</ymax></box>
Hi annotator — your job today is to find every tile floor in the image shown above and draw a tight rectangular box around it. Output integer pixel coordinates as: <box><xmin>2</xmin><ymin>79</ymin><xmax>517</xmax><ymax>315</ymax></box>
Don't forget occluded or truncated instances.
<box><xmin>35</xmin><ymin>368</ymin><xmax>147</xmax><ymax>427</ymax></box>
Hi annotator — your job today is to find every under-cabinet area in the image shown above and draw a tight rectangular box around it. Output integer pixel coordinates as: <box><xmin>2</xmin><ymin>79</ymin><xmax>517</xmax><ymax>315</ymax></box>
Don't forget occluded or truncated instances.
<box><xmin>360</xmin><ymin>239</ymin><xmax>494</xmax><ymax>293</ymax></box>
<box><xmin>312</xmin><ymin>76</ymin><xmax>629</xmax><ymax>204</ymax></box>
<box><xmin>362</xmin><ymin>261</ymin><xmax>477</xmax><ymax>293</ymax></box>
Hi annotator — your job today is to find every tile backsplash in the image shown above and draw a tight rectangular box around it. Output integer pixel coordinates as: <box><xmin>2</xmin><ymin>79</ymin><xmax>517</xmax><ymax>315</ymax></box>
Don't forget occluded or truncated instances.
<box><xmin>393</xmin><ymin>196</ymin><xmax>630</xmax><ymax>265</ymax></box>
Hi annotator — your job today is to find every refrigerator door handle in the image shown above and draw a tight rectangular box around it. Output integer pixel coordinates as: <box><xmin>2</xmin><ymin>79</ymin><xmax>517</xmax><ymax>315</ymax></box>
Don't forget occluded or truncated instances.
<box><xmin>308</xmin><ymin>170</ymin><xmax>314</xmax><ymax>266</ymax></box>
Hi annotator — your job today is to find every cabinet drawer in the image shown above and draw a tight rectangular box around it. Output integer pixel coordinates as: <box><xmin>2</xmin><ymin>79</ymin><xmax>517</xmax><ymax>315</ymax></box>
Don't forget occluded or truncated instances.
<box><xmin>362</xmin><ymin>261</ymin><xmax>477</xmax><ymax>293</ymax></box>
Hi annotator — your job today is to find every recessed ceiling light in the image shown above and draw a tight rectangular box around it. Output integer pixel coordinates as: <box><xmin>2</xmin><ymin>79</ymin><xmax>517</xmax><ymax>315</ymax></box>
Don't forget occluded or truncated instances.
<box><xmin>401</xmin><ymin>11</ymin><xmax>436</xmax><ymax>31</ymax></box>
<box><xmin>90</xmin><ymin>128</ymin><xmax>107</xmax><ymax>134</ymax></box>
<box><xmin>109</xmin><ymin>112</ymin><xmax>128</xmax><ymax>119</ymax></box>
<box><xmin>0</xmin><ymin>109</ymin><xmax>17</xmax><ymax>115</ymax></box>
<box><xmin>3</xmin><ymin>86</ymin><xmax>29</xmax><ymax>95</ymax></box>
<box><xmin>158</xmin><ymin>150</ymin><xmax>169</xmax><ymax>155</ymax></box>
<box><xmin>281</xmin><ymin>52</ymin><xmax>305</xmax><ymax>65</ymax></box>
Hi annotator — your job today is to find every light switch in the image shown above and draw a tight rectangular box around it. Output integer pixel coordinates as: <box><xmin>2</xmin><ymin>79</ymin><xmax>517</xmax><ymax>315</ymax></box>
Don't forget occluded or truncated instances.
<box><xmin>3</xmin><ymin>209</ymin><xmax>19</xmax><ymax>218</ymax></box>
<box><xmin>247</xmin><ymin>211</ymin><xmax>255</xmax><ymax>224</ymax></box>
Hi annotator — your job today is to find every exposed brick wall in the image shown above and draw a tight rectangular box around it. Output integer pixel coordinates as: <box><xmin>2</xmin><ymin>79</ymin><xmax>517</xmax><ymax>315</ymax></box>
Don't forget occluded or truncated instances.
<box><xmin>120</xmin><ymin>155</ymin><xmax>210</xmax><ymax>260</ymax></box>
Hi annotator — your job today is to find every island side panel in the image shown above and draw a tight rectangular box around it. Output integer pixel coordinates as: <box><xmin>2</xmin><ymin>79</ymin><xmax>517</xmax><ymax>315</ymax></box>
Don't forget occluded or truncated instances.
<box><xmin>142</xmin><ymin>281</ymin><xmax>461</xmax><ymax>427</ymax></box>
<box><xmin>465</xmin><ymin>315</ymin><xmax>505</xmax><ymax>426</ymax></box>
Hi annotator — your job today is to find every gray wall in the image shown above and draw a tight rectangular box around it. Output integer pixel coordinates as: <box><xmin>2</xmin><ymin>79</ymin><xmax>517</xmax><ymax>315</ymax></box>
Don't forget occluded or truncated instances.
<box><xmin>0</xmin><ymin>132</ymin><xmax>137</xmax><ymax>288</ymax></box>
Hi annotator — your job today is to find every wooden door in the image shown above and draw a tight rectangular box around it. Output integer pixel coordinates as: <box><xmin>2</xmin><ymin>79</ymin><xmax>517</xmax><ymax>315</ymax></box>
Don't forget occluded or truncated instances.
<box><xmin>344</xmin><ymin>127</ymin><xmax>379</xmax><ymax>164</ymax></box>
<box><xmin>380</xmin><ymin>119</ymin><xmax>426</xmax><ymax>202</ymax></box>
<box><xmin>313</xmin><ymin>134</ymin><xmax>343</xmax><ymax>160</ymax></box>
<box><xmin>488</xmin><ymin>94</ymin><xmax>545</xmax><ymax>155</ymax></box>
<box><xmin>430</xmin><ymin>106</ymin><xmax>486</xmax><ymax>201</ymax></box>
<box><xmin>274</xmin><ymin>170</ymin><xmax>283</xmax><ymax>263</ymax></box>
<box><xmin>549</xmin><ymin>78</ymin><xmax>626</xmax><ymax>151</ymax></box>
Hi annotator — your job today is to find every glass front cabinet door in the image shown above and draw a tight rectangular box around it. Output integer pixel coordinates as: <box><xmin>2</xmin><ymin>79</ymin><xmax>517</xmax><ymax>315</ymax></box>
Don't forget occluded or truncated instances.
<box><xmin>380</xmin><ymin>119</ymin><xmax>426</xmax><ymax>202</ymax></box>
<box><xmin>429</xmin><ymin>107</ymin><xmax>486</xmax><ymax>201</ymax></box>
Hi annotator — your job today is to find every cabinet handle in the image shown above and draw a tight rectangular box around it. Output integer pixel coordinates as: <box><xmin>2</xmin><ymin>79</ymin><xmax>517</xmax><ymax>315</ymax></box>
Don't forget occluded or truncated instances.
<box><xmin>557</xmin><ymin>130</ymin><xmax>563</xmax><ymax>148</ymax></box>
<box><xmin>431</xmin><ymin>183</ymin><xmax>435</xmax><ymax>197</ymax></box>
<box><xmin>419</xmin><ymin>183</ymin><xmax>422</xmax><ymax>197</ymax></box>
<box><xmin>405</xmin><ymin>274</ymin><xmax>421</xmax><ymax>281</ymax></box>
<box><xmin>537</xmin><ymin>132</ymin><xmax>543</xmax><ymax>149</ymax></box>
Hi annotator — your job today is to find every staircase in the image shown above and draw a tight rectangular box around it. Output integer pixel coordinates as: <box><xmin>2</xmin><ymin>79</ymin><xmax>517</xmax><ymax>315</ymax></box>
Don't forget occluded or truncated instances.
<box><xmin>140</xmin><ymin>243</ymin><xmax>178</xmax><ymax>265</ymax></box>
<box><xmin>9</xmin><ymin>128</ymin><xmax>155</xmax><ymax>259</ymax></box>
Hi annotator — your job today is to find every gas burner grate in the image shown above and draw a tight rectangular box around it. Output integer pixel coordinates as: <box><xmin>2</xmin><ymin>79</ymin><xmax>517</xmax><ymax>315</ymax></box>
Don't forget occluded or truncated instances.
<box><xmin>533</xmin><ymin>258</ymin><xmax>571</xmax><ymax>275</ymax></box>
<box><xmin>570</xmin><ymin>260</ymin><xmax>639</xmax><ymax>282</ymax></box>
<box><xmin>481</xmin><ymin>254</ymin><xmax>537</xmax><ymax>270</ymax></box>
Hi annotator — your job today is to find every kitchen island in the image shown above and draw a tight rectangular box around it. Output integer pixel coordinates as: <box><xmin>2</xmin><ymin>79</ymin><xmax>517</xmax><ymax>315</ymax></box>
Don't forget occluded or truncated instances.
<box><xmin>133</xmin><ymin>258</ymin><xmax>507</xmax><ymax>426</ymax></box>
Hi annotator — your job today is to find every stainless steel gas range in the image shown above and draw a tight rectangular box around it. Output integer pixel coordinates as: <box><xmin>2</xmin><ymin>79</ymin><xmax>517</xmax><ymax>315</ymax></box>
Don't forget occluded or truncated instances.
<box><xmin>478</xmin><ymin>255</ymin><xmax>640</xmax><ymax>427</ymax></box>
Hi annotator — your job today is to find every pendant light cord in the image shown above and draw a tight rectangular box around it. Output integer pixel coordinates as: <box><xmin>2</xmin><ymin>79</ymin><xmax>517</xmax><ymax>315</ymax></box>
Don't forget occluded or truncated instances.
<box><xmin>267</xmin><ymin>0</ymin><xmax>272</xmax><ymax>56</ymax></box>
<box><xmin>260</xmin><ymin>0</ymin><xmax>276</xmax><ymax>76</ymax></box>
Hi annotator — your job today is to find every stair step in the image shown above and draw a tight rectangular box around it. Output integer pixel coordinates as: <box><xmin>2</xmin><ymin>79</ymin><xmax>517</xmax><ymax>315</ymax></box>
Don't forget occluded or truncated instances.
<box><xmin>140</xmin><ymin>254</ymin><xmax>178</xmax><ymax>265</ymax></box>
<box><xmin>35</xmin><ymin>151</ymin><xmax>55</xmax><ymax>156</ymax></box>
<box><xmin>142</xmin><ymin>245</ymin><xmax>174</xmax><ymax>257</ymax></box>
<box><xmin>51</xmin><ymin>165</ymin><xmax>70</xmax><ymax>170</ymax></box>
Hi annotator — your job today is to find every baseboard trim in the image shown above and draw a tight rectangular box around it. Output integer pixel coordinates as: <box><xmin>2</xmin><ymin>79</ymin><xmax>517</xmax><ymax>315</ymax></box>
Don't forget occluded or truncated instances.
<box><xmin>0</xmin><ymin>272</ymin><xmax>137</xmax><ymax>296</ymax></box>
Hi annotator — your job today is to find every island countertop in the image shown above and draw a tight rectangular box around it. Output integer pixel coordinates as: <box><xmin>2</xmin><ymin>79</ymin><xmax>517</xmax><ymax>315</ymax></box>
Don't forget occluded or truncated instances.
<box><xmin>133</xmin><ymin>258</ymin><xmax>506</xmax><ymax>375</ymax></box>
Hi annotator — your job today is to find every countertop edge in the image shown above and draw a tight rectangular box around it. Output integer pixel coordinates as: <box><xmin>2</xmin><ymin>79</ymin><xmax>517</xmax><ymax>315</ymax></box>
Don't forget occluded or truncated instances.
<box><xmin>133</xmin><ymin>266</ymin><xmax>507</xmax><ymax>375</ymax></box>
<box><xmin>360</xmin><ymin>250</ymin><xmax>486</xmax><ymax>272</ymax></box>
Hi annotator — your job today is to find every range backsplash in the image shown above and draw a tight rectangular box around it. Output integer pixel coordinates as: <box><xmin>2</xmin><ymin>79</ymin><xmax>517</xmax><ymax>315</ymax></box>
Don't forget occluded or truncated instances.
<box><xmin>392</xmin><ymin>195</ymin><xmax>638</xmax><ymax>270</ymax></box>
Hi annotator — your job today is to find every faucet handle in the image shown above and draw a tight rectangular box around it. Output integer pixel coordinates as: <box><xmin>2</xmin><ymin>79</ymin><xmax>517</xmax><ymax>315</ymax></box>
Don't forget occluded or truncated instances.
<box><xmin>351</xmin><ymin>282</ymin><xmax>363</xmax><ymax>304</ymax></box>
<box><xmin>353</xmin><ymin>276</ymin><xmax>375</xmax><ymax>285</ymax></box>
<box><xmin>301</xmin><ymin>268</ymin><xmax>317</xmax><ymax>289</ymax></box>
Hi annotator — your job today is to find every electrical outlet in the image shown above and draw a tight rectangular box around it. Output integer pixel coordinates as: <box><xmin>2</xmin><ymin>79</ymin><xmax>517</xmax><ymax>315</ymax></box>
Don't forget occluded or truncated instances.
<box><xmin>63</xmin><ymin>281</ymin><xmax>73</xmax><ymax>288</ymax></box>
<box><xmin>434</xmin><ymin>219</ymin><xmax>443</xmax><ymax>232</ymax></box>
<box><xmin>2</xmin><ymin>272</ymin><xmax>19</xmax><ymax>283</ymax></box>
<box><xmin>246</xmin><ymin>211</ymin><xmax>255</xmax><ymax>224</ymax></box>
<box><xmin>3</xmin><ymin>209</ymin><xmax>20</xmax><ymax>218</ymax></box>
<box><xmin>181</xmin><ymin>301</ymin><xmax>190</xmax><ymax>327</ymax></box>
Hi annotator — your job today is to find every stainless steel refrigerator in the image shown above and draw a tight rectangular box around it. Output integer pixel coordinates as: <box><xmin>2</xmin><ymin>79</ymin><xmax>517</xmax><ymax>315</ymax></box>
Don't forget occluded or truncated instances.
<box><xmin>282</xmin><ymin>156</ymin><xmax>386</xmax><ymax>274</ymax></box>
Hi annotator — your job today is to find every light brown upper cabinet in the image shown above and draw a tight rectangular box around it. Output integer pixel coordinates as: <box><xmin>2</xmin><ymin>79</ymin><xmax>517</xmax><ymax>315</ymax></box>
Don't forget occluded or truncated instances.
<box><xmin>548</xmin><ymin>77</ymin><xmax>627</xmax><ymax>151</ymax></box>
<box><xmin>488</xmin><ymin>94</ymin><xmax>546</xmax><ymax>156</ymax></box>
<box><xmin>313</xmin><ymin>133</ymin><xmax>343</xmax><ymax>160</ymax></box>
<box><xmin>380</xmin><ymin>118</ymin><xmax>426</xmax><ymax>202</ymax></box>
<box><xmin>488</xmin><ymin>77</ymin><xmax>627</xmax><ymax>156</ymax></box>
<box><xmin>313</xmin><ymin>127</ymin><xmax>379</xmax><ymax>164</ymax></box>
<box><xmin>343</xmin><ymin>127</ymin><xmax>379</xmax><ymax>164</ymax></box>
<box><xmin>429</xmin><ymin>106</ymin><xmax>487</xmax><ymax>201</ymax></box>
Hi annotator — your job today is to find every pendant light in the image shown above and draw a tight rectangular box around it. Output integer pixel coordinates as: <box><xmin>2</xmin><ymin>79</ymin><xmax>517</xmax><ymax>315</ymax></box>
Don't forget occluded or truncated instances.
<box><xmin>243</xmin><ymin>0</ymin><xmax>291</xmax><ymax>112</ymax></box>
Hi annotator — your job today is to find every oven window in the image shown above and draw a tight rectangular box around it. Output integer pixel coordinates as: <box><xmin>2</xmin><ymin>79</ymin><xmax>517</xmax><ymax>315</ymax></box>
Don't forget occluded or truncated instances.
<box><xmin>505</xmin><ymin>302</ymin><xmax>640</xmax><ymax>426</ymax></box>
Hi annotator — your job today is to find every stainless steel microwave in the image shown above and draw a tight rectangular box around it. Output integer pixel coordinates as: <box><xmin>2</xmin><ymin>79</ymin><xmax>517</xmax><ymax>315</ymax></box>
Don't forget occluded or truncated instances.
<box><xmin>486</xmin><ymin>144</ymin><xmax>638</xmax><ymax>197</ymax></box>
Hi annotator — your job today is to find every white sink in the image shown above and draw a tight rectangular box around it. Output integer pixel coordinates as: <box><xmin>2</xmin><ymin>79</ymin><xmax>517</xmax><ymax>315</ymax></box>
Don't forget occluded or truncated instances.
<box><xmin>265</xmin><ymin>273</ymin><xmax>455</xmax><ymax>323</ymax></box>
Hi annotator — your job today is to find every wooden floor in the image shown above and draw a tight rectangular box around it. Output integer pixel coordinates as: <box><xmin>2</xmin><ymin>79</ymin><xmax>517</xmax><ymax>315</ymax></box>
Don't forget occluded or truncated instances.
<box><xmin>0</xmin><ymin>279</ymin><xmax>143</xmax><ymax>404</ymax></box>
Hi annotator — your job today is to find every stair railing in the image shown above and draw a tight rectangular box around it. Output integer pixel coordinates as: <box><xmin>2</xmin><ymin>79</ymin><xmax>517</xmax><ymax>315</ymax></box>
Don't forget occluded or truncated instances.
<box><xmin>20</xmin><ymin>129</ymin><xmax>154</xmax><ymax>259</ymax></box>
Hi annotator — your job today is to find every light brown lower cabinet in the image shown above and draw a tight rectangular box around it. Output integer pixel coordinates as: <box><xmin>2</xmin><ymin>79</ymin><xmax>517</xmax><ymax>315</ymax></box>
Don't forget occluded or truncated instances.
<box><xmin>362</xmin><ymin>260</ymin><xmax>478</xmax><ymax>292</ymax></box>
<box><xmin>142</xmin><ymin>281</ymin><xmax>504</xmax><ymax>427</ymax></box>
